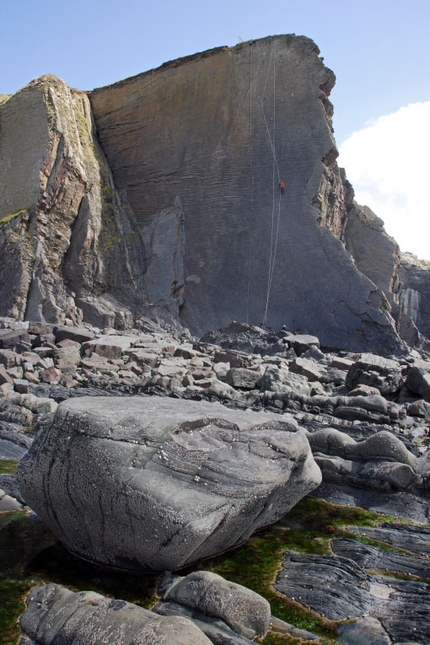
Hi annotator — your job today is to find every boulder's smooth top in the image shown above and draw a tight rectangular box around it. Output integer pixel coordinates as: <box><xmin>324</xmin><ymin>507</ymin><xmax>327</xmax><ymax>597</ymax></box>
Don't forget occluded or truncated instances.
<box><xmin>17</xmin><ymin>396</ymin><xmax>321</xmax><ymax>571</ymax></box>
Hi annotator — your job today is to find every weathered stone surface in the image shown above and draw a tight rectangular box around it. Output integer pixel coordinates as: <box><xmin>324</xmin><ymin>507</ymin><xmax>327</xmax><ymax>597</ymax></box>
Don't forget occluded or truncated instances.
<box><xmin>158</xmin><ymin>571</ymin><xmax>271</xmax><ymax>640</ymax></box>
<box><xmin>88</xmin><ymin>36</ymin><xmax>403</xmax><ymax>353</ymax></box>
<box><xmin>0</xmin><ymin>75</ymin><xmax>147</xmax><ymax>326</ymax></box>
<box><xmin>332</xmin><ymin>538</ymin><xmax>430</xmax><ymax>579</ymax></box>
<box><xmin>344</xmin><ymin>204</ymin><xmax>400</xmax><ymax>305</ymax></box>
<box><xmin>337</xmin><ymin>616</ymin><xmax>391</xmax><ymax>645</ymax></box>
<box><xmin>0</xmin><ymin>327</ymin><xmax>30</xmax><ymax>349</ymax></box>
<box><xmin>346</xmin><ymin>353</ymin><xmax>403</xmax><ymax>395</ymax></box>
<box><xmin>397</xmin><ymin>252</ymin><xmax>430</xmax><ymax>341</ymax></box>
<box><xmin>17</xmin><ymin>396</ymin><xmax>321</xmax><ymax>571</ymax></box>
<box><xmin>225</xmin><ymin>367</ymin><xmax>260</xmax><ymax>389</ymax></box>
<box><xmin>314</xmin><ymin>482</ymin><xmax>430</xmax><ymax>523</ymax></box>
<box><xmin>154</xmin><ymin>601</ymin><xmax>256</xmax><ymax>645</ymax></box>
<box><xmin>53</xmin><ymin>325</ymin><xmax>95</xmax><ymax>344</ymax></box>
<box><xmin>0</xmin><ymin>488</ymin><xmax>22</xmax><ymax>510</ymax></box>
<box><xmin>276</xmin><ymin>551</ymin><xmax>373</xmax><ymax>619</ymax></box>
<box><xmin>405</xmin><ymin>366</ymin><xmax>430</xmax><ymax>402</ymax></box>
<box><xmin>289</xmin><ymin>357</ymin><xmax>326</xmax><ymax>382</ymax></box>
<box><xmin>276</xmin><ymin>549</ymin><xmax>430</xmax><ymax>642</ymax></box>
<box><xmin>351</xmin><ymin>523</ymin><xmax>430</xmax><ymax>557</ymax></box>
<box><xmin>20</xmin><ymin>584</ymin><xmax>212</xmax><ymax>645</ymax></box>
<box><xmin>82</xmin><ymin>334</ymin><xmax>137</xmax><ymax>359</ymax></box>
<box><xmin>0</xmin><ymin>364</ymin><xmax>13</xmax><ymax>386</ymax></box>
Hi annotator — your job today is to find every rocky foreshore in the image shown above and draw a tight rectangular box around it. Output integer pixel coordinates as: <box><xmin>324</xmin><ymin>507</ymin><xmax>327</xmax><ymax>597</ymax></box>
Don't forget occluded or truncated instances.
<box><xmin>0</xmin><ymin>315</ymin><xmax>429</xmax><ymax>644</ymax></box>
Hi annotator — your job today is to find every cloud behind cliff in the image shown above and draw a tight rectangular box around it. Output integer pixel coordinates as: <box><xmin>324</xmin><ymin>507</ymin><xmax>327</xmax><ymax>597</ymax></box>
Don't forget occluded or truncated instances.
<box><xmin>338</xmin><ymin>102</ymin><xmax>430</xmax><ymax>261</ymax></box>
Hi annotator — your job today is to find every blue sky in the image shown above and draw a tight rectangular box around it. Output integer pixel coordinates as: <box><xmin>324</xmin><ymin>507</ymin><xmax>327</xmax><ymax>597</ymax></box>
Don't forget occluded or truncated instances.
<box><xmin>1</xmin><ymin>0</ymin><xmax>430</xmax><ymax>257</ymax></box>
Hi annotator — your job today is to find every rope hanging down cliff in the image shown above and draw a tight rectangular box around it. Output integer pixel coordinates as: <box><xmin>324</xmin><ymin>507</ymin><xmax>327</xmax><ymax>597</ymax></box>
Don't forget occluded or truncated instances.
<box><xmin>260</xmin><ymin>43</ymin><xmax>283</xmax><ymax>329</ymax></box>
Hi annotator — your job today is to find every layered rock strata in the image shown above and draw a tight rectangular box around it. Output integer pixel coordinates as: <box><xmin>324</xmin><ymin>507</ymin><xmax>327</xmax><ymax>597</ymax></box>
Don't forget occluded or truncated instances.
<box><xmin>89</xmin><ymin>35</ymin><xmax>402</xmax><ymax>353</ymax></box>
<box><xmin>4</xmin><ymin>36</ymin><xmax>430</xmax><ymax>352</ymax></box>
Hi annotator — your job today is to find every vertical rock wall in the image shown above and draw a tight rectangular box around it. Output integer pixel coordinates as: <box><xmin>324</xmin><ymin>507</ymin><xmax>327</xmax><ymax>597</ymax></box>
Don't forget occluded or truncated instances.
<box><xmin>2</xmin><ymin>35</ymin><xmax>427</xmax><ymax>352</ymax></box>
<box><xmin>0</xmin><ymin>76</ymin><xmax>152</xmax><ymax>327</ymax></box>
<box><xmin>90</xmin><ymin>35</ymin><xmax>402</xmax><ymax>353</ymax></box>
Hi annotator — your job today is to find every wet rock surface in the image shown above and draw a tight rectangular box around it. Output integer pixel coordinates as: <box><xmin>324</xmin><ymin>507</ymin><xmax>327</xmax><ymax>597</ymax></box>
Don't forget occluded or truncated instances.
<box><xmin>276</xmin><ymin>542</ymin><xmax>430</xmax><ymax>643</ymax></box>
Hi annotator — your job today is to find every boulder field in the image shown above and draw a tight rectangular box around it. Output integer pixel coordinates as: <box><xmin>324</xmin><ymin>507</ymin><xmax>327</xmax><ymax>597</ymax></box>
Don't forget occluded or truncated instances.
<box><xmin>0</xmin><ymin>316</ymin><xmax>427</xmax><ymax>643</ymax></box>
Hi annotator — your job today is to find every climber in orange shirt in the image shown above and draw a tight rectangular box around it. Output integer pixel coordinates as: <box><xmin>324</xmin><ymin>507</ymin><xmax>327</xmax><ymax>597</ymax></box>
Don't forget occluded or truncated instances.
<box><xmin>279</xmin><ymin>180</ymin><xmax>286</xmax><ymax>195</ymax></box>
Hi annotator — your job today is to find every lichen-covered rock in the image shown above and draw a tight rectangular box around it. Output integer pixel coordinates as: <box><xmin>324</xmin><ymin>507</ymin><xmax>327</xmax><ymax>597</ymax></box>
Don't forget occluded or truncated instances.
<box><xmin>17</xmin><ymin>396</ymin><xmax>321</xmax><ymax>571</ymax></box>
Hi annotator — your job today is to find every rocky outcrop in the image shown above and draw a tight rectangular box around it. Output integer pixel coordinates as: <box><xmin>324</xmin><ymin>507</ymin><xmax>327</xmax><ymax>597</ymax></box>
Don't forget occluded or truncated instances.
<box><xmin>89</xmin><ymin>35</ymin><xmax>403</xmax><ymax>354</ymax></box>
<box><xmin>276</xmin><ymin>550</ymin><xmax>430</xmax><ymax>643</ymax></box>
<box><xmin>0</xmin><ymin>75</ymin><xmax>180</xmax><ymax>329</ymax></box>
<box><xmin>2</xmin><ymin>35</ymin><xmax>422</xmax><ymax>353</ymax></box>
<box><xmin>17</xmin><ymin>396</ymin><xmax>321</xmax><ymax>571</ymax></box>
<box><xmin>20</xmin><ymin>583</ymin><xmax>213</xmax><ymax>645</ymax></box>
<box><xmin>396</xmin><ymin>252</ymin><xmax>430</xmax><ymax>346</ymax></box>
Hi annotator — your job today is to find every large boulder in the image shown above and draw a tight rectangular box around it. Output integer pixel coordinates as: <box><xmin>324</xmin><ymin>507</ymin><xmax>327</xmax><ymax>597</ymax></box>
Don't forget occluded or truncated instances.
<box><xmin>17</xmin><ymin>396</ymin><xmax>321</xmax><ymax>571</ymax></box>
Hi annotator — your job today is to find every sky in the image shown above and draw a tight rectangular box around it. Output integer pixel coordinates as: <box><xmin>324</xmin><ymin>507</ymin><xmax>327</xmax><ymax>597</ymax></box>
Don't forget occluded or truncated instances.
<box><xmin>1</xmin><ymin>0</ymin><xmax>429</xmax><ymax>259</ymax></box>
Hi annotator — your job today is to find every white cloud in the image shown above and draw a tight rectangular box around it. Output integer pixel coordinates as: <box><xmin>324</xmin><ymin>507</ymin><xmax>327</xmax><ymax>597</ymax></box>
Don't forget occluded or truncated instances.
<box><xmin>338</xmin><ymin>102</ymin><xmax>430</xmax><ymax>261</ymax></box>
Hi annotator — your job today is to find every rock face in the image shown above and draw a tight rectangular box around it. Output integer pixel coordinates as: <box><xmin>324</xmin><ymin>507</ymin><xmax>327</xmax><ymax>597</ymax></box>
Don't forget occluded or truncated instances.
<box><xmin>17</xmin><ymin>396</ymin><xmax>321</xmax><ymax>571</ymax></box>
<box><xmin>89</xmin><ymin>36</ymin><xmax>402</xmax><ymax>353</ymax></box>
<box><xmin>0</xmin><ymin>75</ymin><xmax>179</xmax><ymax>329</ymax></box>
<box><xmin>4</xmin><ymin>35</ymin><xmax>428</xmax><ymax>353</ymax></box>
<box><xmin>396</xmin><ymin>252</ymin><xmax>430</xmax><ymax>344</ymax></box>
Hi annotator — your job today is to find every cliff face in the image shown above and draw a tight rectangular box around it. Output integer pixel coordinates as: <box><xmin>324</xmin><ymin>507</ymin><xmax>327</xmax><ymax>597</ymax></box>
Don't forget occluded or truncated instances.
<box><xmin>0</xmin><ymin>75</ymin><xmax>184</xmax><ymax>328</ymax></box>
<box><xmin>1</xmin><ymin>35</ymin><xmax>428</xmax><ymax>352</ymax></box>
<box><xmin>89</xmin><ymin>35</ymin><xmax>403</xmax><ymax>352</ymax></box>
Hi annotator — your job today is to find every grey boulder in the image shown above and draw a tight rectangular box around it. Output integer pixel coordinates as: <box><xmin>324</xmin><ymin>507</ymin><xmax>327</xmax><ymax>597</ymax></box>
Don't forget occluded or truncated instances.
<box><xmin>17</xmin><ymin>396</ymin><xmax>320</xmax><ymax>571</ymax></box>
<box><xmin>346</xmin><ymin>353</ymin><xmax>402</xmax><ymax>395</ymax></box>
<box><xmin>20</xmin><ymin>583</ymin><xmax>212</xmax><ymax>645</ymax></box>
<box><xmin>157</xmin><ymin>570</ymin><xmax>271</xmax><ymax>640</ymax></box>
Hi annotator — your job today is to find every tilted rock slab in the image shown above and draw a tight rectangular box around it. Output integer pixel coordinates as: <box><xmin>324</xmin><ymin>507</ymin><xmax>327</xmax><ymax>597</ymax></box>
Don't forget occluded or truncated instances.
<box><xmin>0</xmin><ymin>37</ymin><xmax>407</xmax><ymax>352</ymax></box>
<box><xmin>0</xmin><ymin>75</ymin><xmax>149</xmax><ymax>328</ymax></box>
<box><xmin>20</xmin><ymin>583</ymin><xmax>212</xmax><ymax>645</ymax></box>
<box><xmin>90</xmin><ymin>35</ymin><xmax>402</xmax><ymax>353</ymax></box>
<box><xmin>17</xmin><ymin>397</ymin><xmax>321</xmax><ymax>571</ymax></box>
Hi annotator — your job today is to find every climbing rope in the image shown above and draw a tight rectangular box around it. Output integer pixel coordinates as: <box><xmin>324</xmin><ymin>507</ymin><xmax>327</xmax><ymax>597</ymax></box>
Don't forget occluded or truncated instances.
<box><xmin>261</xmin><ymin>42</ymin><xmax>282</xmax><ymax>329</ymax></box>
<box><xmin>246</xmin><ymin>46</ymin><xmax>254</xmax><ymax>324</ymax></box>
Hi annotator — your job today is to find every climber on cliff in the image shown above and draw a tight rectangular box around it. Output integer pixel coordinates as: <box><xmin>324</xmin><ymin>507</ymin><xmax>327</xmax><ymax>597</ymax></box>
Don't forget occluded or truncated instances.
<box><xmin>279</xmin><ymin>180</ymin><xmax>286</xmax><ymax>195</ymax></box>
